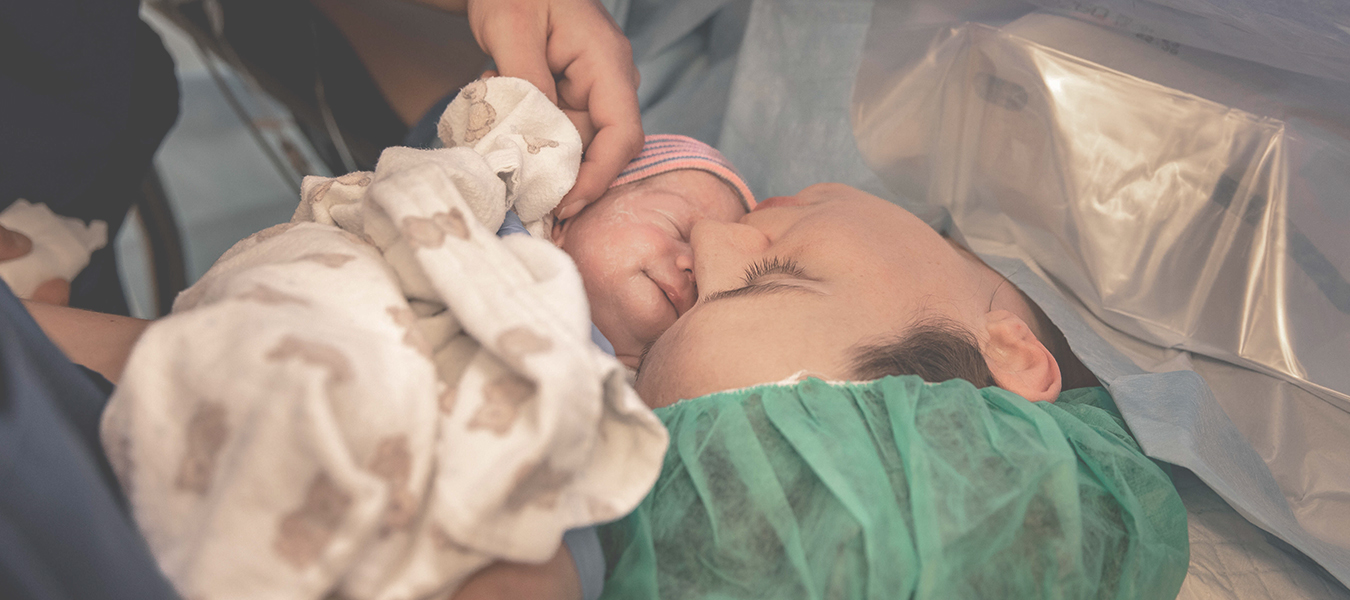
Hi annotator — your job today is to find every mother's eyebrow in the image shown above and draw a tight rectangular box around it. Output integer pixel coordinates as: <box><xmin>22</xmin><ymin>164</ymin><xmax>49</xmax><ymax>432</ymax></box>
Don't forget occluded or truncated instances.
<box><xmin>701</xmin><ymin>281</ymin><xmax>824</xmax><ymax>304</ymax></box>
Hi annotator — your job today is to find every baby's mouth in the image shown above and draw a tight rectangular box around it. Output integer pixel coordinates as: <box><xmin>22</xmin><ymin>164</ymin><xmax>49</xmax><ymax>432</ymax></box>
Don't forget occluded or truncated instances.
<box><xmin>653</xmin><ymin>274</ymin><xmax>696</xmax><ymax>315</ymax></box>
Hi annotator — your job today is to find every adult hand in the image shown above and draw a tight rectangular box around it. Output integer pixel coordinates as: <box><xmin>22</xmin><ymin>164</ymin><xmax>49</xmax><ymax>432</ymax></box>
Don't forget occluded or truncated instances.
<box><xmin>0</xmin><ymin>223</ymin><xmax>33</xmax><ymax>263</ymax></box>
<box><xmin>466</xmin><ymin>0</ymin><xmax>644</xmax><ymax>220</ymax></box>
<box><xmin>0</xmin><ymin>223</ymin><xmax>71</xmax><ymax>305</ymax></box>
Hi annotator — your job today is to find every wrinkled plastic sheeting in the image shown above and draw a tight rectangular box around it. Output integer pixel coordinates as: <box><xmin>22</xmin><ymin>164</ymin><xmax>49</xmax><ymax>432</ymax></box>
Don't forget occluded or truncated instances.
<box><xmin>854</xmin><ymin>16</ymin><xmax>1350</xmax><ymax>412</ymax></box>
<box><xmin>850</xmin><ymin>0</ymin><xmax>1350</xmax><ymax>589</ymax></box>
<box><xmin>1172</xmin><ymin>467</ymin><xmax>1350</xmax><ymax>600</ymax></box>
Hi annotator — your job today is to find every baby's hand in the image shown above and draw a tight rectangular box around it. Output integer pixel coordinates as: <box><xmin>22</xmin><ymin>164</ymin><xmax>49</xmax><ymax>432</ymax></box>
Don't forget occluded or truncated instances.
<box><xmin>0</xmin><ymin>223</ymin><xmax>70</xmax><ymax>305</ymax></box>
<box><xmin>466</xmin><ymin>0</ymin><xmax>643</xmax><ymax>220</ymax></box>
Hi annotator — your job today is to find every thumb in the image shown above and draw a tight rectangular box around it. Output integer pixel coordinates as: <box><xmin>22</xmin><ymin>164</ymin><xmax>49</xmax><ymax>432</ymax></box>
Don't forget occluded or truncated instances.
<box><xmin>0</xmin><ymin>225</ymin><xmax>33</xmax><ymax>262</ymax></box>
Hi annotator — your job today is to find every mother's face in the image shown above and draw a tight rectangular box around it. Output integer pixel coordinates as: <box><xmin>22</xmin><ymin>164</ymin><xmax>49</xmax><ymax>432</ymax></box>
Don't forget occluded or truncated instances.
<box><xmin>634</xmin><ymin>183</ymin><xmax>998</xmax><ymax>408</ymax></box>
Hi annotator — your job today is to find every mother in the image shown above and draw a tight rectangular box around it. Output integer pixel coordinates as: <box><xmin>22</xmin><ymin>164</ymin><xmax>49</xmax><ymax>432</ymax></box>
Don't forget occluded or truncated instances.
<box><xmin>450</xmin><ymin>182</ymin><xmax>1188</xmax><ymax>600</ymax></box>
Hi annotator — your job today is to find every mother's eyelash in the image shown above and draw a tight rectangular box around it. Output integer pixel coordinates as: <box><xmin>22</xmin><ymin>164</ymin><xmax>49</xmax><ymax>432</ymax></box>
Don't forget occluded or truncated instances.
<box><xmin>741</xmin><ymin>256</ymin><xmax>805</xmax><ymax>285</ymax></box>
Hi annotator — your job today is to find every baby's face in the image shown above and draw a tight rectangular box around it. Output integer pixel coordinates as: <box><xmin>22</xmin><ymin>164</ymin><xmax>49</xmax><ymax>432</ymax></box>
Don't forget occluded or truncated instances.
<box><xmin>553</xmin><ymin>170</ymin><xmax>747</xmax><ymax>368</ymax></box>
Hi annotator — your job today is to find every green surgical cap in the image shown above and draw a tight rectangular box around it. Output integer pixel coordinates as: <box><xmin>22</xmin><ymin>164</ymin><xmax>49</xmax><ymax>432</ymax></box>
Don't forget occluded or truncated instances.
<box><xmin>599</xmin><ymin>376</ymin><xmax>1188</xmax><ymax>599</ymax></box>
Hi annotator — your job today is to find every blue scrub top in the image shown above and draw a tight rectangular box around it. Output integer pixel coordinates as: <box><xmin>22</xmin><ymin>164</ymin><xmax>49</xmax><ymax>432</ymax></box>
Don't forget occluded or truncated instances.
<box><xmin>0</xmin><ymin>280</ymin><xmax>179</xmax><ymax>600</ymax></box>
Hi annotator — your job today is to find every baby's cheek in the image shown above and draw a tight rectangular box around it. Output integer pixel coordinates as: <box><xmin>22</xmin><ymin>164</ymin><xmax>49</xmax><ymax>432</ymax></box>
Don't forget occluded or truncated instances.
<box><xmin>601</xmin><ymin>224</ymin><xmax>667</xmax><ymax>259</ymax></box>
<box><xmin>570</xmin><ymin>254</ymin><xmax>606</xmax><ymax>294</ymax></box>
<box><xmin>575</xmin><ymin>237</ymin><xmax>654</xmax><ymax>282</ymax></box>
<box><xmin>615</xmin><ymin>285</ymin><xmax>673</xmax><ymax>336</ymax></box>
<box><xmin>607</xmin><ymin>293</ymin><xmax>677</xmax><ymax>357</ymax></box>
<box><xmin>564</xmin><ymin>226</ymin><xmax>680</xmax><ymax>353</ymax></box>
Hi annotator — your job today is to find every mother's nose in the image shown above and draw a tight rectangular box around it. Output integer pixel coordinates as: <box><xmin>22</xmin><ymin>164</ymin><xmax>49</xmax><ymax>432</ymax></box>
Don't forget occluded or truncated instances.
<box><xmin>690</xmin><ymin>220</ymin><xmax>769</xmax><ymax>254</ymax></box>
<box><xmin>689</xmin><ymin>220</ymin><xmax>770</xmax><ymax>295</ymax></box>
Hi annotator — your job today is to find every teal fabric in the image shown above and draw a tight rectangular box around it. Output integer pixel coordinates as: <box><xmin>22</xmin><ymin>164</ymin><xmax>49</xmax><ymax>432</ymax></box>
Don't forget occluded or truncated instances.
<box><xmin>599</xmin><ymin>376</ymin><xmax>1188</xmax><ymax>599</ymax></box>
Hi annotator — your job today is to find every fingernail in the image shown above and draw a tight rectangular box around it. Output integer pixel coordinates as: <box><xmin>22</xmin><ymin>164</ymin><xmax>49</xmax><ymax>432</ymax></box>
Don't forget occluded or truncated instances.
<box><xmin>559</xmin><ymin>202</ymin><xmax>581</xmax><ymax>220</ymax></box>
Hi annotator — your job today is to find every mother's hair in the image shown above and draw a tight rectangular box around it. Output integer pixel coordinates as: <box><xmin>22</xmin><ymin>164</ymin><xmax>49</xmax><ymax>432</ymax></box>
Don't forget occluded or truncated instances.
<box><xmin>848</xmin><ymin>317</ymin><xmax>997</xmax><ymax>387</ymax></box>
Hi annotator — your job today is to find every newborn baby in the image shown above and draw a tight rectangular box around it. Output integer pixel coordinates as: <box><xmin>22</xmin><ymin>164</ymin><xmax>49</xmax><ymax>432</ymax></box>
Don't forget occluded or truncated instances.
<box><xmin>104</xmin><ymin>78</ymin><xmax>677</xmax><ymax>600</ymax></box>
<box><xmin>546</xmin><ymin>135</ymin><xmax>754</xmax><ymax>369</ymax></box>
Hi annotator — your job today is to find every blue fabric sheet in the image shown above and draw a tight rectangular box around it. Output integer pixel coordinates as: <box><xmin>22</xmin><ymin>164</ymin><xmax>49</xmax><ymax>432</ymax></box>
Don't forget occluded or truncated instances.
<box><xmin>0</xmin><ymin>280</ymin><xmax>179</xmax><ymax>600</ymax></box>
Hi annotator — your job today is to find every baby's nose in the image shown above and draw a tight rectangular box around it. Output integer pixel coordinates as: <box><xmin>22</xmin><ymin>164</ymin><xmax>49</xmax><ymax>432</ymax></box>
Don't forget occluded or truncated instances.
<box><xmin>669</xmin><ymin>250</ymin><xmax>698</xmax><ymax>313</ymax></box>
<box><xmin>675</xmin><ymin>252</ymin><xmax>694</xmax><ymax>276</ymax></box>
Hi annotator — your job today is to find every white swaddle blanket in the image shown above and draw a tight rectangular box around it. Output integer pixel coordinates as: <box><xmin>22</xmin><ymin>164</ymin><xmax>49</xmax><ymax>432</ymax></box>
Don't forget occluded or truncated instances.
<box><xmin>102</xmin><ymin>78</ymin><xmax>668</xmax><ymax>600</ymax></box>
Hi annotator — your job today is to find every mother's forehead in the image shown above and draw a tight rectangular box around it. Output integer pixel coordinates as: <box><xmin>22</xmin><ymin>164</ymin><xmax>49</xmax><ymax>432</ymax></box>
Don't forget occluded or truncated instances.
<box><xmin>635</xmin><ymin>293</ymin><xmax>857</xmax><ymax>406</ymax></box>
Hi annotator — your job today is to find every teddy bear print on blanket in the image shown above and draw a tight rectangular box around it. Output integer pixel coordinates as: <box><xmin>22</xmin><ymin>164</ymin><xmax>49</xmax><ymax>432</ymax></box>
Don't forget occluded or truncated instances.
<box><xmin>103</xmin><ymin>77</ymin><xmax>667</xmax><ymax>600</ymax></box>
<box><xmin>437</xmin><ymin>78</ymin><xmax>579</xmax><ymax>237</ymax></box>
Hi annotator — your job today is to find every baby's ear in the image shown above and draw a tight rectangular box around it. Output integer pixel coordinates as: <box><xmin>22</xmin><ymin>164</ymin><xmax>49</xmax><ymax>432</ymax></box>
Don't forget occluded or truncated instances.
<box><xmin>982</xmin><ymin>310</ymin><xmax>1062</xmax><ymax>402</ymax></box>
<box><xmin>550</xmin><ymin>218</ymin><xmax>569</xmax><ymax>246</ymax></box>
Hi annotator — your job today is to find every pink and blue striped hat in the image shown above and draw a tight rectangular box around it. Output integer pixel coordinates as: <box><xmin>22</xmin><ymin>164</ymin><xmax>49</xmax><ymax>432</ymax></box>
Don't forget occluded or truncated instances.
<box><xmin>610</xmin><ymin>134</ymin><xmax>756</xmax><ymax>211</ymax></box>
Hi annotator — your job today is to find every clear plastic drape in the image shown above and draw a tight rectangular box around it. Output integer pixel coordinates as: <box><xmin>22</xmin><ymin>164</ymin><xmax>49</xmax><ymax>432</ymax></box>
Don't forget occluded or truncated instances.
<box><xmin>850</xmin><ymin>0</ymin><xmax>1350</xmax><ymax>587</ymax></box>
<box><xmin>852</xmin><ymin>3</ymin><xmax>1350</xmax><ymax>412</ymax></box>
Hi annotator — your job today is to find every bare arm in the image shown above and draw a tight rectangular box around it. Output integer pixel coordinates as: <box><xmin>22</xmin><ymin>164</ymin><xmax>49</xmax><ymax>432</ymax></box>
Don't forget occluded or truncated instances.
<box><xmin>21</xmin><ymin>300</ymin><xmax>150</xmax><ymax>385</ymax></box>
<box><xmin>451</xmin><ymin>544</ymin><xmax>583</xmax><ymax>600</ymax></box>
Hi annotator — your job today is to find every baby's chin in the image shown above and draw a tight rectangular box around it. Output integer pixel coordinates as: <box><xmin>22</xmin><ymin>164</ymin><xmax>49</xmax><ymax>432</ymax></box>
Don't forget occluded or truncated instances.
<box><xmin>593</xmin><ymin>300</ymin><xmax>671</xmax><ymax>363</ymax></box>
<box><xmin>588</xmin><ymin>318</ymin><xmax>642</xmax><ymax>367</ymax></box>
<box><xmin>606</xmin><ymin>335</ymin><xmax>646</xmax><ymax>368</ymax></box>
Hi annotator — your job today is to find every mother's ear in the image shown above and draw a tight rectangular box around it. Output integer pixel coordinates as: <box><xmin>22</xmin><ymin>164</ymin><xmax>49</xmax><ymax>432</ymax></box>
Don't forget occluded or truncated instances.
<box><xmin>982</xmin><ymin>310</ymin><xmax>1062</xmax><ymax>402</ymax></box>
